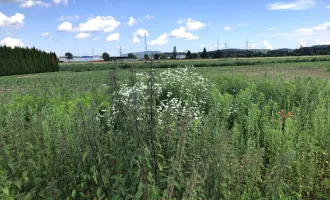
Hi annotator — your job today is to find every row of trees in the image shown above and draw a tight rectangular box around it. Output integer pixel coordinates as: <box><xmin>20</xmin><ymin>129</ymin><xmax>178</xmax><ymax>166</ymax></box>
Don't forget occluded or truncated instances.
<box><xmin>0</xmin><ymin>46</ymin><xmax>59</xmax><ymax>76</ymax></box>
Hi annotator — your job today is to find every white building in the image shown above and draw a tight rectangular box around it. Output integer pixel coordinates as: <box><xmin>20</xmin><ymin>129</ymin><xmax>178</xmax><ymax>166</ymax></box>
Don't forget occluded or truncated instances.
<box><xmin>58</xmin><ymin>55</ymin><xmax>103</xmax><ymax>62</ymax></box>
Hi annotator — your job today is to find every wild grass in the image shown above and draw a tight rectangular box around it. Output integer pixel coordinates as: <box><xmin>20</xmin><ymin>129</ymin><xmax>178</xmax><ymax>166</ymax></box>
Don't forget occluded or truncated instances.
<box><xmin>0</xmin><ymin>66</ymin><xmax>330</xmax><ymax>199</ymax></box>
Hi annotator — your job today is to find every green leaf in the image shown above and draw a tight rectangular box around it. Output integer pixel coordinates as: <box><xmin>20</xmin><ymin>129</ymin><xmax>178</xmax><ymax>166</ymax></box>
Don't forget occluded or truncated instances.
<box><xmin>72</xmin><ymin>189</ymin><xmax>77</xmax><ymax>198</ymax></box>
<box><xmin>97</xmin><ymin>187</ymin><xmax>102</xmax><ymax>198</ymax></box>
<box><xmin>3</xmin><ymin>187</ymin><xmax>10</xmax><ymax>196</ymax></box>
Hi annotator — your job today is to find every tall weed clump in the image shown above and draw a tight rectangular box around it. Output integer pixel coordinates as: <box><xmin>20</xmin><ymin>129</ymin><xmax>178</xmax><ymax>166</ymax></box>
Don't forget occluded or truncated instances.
<box><xmin>0</xmin><ymin>66</ymin><xmax>330</xmax><ymax>199</ymax></box>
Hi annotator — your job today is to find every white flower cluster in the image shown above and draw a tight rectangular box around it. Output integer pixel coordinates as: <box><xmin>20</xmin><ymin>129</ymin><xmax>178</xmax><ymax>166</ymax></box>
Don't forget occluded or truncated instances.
<box><xmin>107</xmin><ymin>66</ymin><xmax>212</xmax><ymax>126</ymax></box>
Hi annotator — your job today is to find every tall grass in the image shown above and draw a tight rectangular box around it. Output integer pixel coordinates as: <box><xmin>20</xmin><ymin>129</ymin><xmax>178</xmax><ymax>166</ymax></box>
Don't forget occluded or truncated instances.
<box><xmin>0</xmin><ymin>67</ymin><xmax>330</xmax><ymax>199</ymax></box>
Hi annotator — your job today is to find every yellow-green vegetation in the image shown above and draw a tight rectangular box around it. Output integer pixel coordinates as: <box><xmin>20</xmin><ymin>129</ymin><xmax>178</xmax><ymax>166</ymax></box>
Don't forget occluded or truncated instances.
<box><xmin>1</xmin><ymin>61</ymin><xmax>330</xmax><ymax>199</ymax></box>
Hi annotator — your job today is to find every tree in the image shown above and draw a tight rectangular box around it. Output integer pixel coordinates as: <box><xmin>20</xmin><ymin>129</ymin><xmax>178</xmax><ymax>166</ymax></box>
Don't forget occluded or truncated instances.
<box><xmin>192</xmin><ymin>53</ymin><xmax>198</xmax><ymax>59</ymax></box>
<box><xmin>215</xmin><ymin>50</ymin><xmax>222</xmax><ymax>58</ymax></box>
<box><xmin>154</xmin><ymin>54</ymin><xmax>160</xmax><ymax>60</ymax></box>
<box><xmin>185</xmin><ymin>51</ymin><xmax>192</xmax><ymax>59</ymax></box>
<box><xmin>201</xmin><ymin>48</ymin><xmax>208</xmax><ymax>59</ymax></box>
<box><xmin>144</xmin><ymin>54</ymin><xmax>149</xmax><ymax>60</ymax></box>
<box><xmin>102</xmin><ymin>52</ymin><xmax>110</xmax><ymax>61</ymax></box>
<box><xmin>173</xmin><ymin>46</ymin><xmax>177</xmax><ymax>59</ymax></box>
<box><xmin>128</xmin><ymin>53</ymin><xmax>135</xmax><ymax>59</ymax></box>
<box><xmin>161</xmin><ymin>53</ymin><xmax>168</xmax><ymax>59</ymax></box>
<box><xmin>65</xmin><ymin>52</ymin><xmax>73</xmax><ymax>62</ymax></box>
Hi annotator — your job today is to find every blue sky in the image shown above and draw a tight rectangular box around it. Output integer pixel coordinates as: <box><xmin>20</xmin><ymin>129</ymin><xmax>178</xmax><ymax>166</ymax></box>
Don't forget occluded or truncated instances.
<box><xmin>1</xmin><ymin>0</ymin><xmax>330</xmax><ymax>56</ymax></box>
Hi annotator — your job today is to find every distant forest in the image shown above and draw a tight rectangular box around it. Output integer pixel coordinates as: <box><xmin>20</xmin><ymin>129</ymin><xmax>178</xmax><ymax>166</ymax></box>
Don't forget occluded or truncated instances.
<box><xmin>204</xmin><ymin>45</ymin><xmax>330</xmax><ymax>58</ymax></box>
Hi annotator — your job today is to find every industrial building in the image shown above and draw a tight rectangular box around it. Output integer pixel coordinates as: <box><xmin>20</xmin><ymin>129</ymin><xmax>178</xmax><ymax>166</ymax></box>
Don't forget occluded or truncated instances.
<box><xmin>58</xmin><ymin>55</ymin><xmax>103</xmax><ymax>63</ymax></box>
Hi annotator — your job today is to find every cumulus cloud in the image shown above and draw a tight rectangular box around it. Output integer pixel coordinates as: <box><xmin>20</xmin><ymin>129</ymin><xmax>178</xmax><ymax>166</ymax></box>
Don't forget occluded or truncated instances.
<box><xmin>0</xmin><ymin>37</ymin><xmax>24</xmax><ymax>48</ymax></box>
<box><xmin>57</xmin><ymin>15</ymin><xmax>79</xmax><ymax>22</ymax></box>
<box><xmin>263</xmin><ymin>40</ymin><xmax>273</xmax><ymax>49</ymax></box>
<box><xmin>224</xmin><ymin>26</ymin><xmax>231</xmax><ymax>31</ymax></box>
<box><xmin>78</xmin><ymin>16</ymin><xmax>120</xmax><ymax>32</ymax></box>
<box><xmin>133</xmin><ymin>29</ymin><xmax>149</xmax><ymax>37</ymax></box>
<box><xmin>57</xmin><ymin>21</ymin><xmax>73</xmax><ymax>32</ymax></box>
<box><xmin>169</xmin><ymin>26</ymin><xmax>199</xmax><ymax>40</ymax></box>
<box><xmin>148</xmin><ymin>33</ymin><xmax>168</xmax><ymax>45</ymax></box>
<box><xmin>144</xmin><ymin>15</ymin><xmax>154</xmax><ymax>19</ymax></box>
<box><xmin>327</xmin><ymin>5</ymin><xmax>330</xmax><ymax>9</ymax></box>
<box><xmin>19</xmin><ymin>0</ymin><xmax>52</xmax><ymax>8</ymax></box>
<box><xmin>132</xmin><ymin>35</ymin><xmax>140</xmax><ymax>43</ymax></box>
<box><xmin>106</xmin><ymin>33</ymin><xmax>120</xmax><ymax>42</ymax></box>
<box><xmin>0</xmin><ymin>12</ymin><xmax>24</xmax><ymax>28</ymax></box>
<box><xmin>93</xmin><ymin>37</ymin><xmax>100</xmax><ymax>41</ymax></box>
<box><xmin>74</xmin><ymin>32</ymin><xmax>90</xmax><ymax>40</ymax></box>
<box><xmin>127</xmin><ymin>17</ymin><xmax>136</xmax><ymax>26</ymax></box>
<box><xmin>267</xmin><ymin>0</ymin><xmax>316</xmax><ymax>10</ymax></box>
<box><xmin>186</xmin><ymin>18</ymin><xmax>206</xmax><ymax>30</ymax></box>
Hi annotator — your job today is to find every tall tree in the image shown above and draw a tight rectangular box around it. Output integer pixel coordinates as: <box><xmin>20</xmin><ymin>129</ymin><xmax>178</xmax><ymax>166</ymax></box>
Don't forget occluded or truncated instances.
<box><xmin>173</xmin><ymin>46</ymin><xmax>177</xmax><ymax>59</ymax></box>
<box><xmin>154</xmin><ymin>54</ymin><xmax>160</xmax><ymax>60</ymax></box>
<box><xmin>102</xmin><ymin>52</ymin><xmax>110</xmax><ymax>61</ymax></box>
<box><xmin>144</xmin><ymin>54</ymin><xmax>149</xmax><ymax>60</ymax></box>
<box><xmin>127</xmin><ymin>53</ymin><xmax>135</xmax><ymax>59</ymax></box>
<box><xmin>65</xmin><ymin>52</ymin><xmax>73</xmax><ymax>62</ymax></box>
<box><xmin>201</xmin><ymin>48</ymin><xmax>208</xmax><ymax>59</ymax></box>
<box><xmin>185</xmin><ymin>51</ymin><xmax>192</xmax><ymax>59</ymax></box>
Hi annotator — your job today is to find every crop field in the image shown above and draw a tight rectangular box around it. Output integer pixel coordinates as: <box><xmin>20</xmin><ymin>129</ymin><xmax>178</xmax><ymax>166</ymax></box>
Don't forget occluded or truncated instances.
<box><xmin>1</xmin><ymin>60</ymin><xmax>330</xmax><ymax>199</ymax></box>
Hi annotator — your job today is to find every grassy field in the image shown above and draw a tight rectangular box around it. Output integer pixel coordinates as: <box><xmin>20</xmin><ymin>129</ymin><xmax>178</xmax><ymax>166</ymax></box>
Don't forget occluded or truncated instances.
<box><xmin>1</xmin><ymin>60</ymin><xmax>330</xmax><ymax>199</ymax></box>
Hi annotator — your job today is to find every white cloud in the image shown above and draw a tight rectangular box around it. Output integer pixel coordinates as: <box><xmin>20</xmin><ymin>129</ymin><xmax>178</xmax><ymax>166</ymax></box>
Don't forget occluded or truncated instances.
<box><xmin>169</xmin><ymin>26</ymin><xmax>199</xmax><ymax>40</ymax></box>
<box><xmin>267</xmin><ymin>0</ymin><xmax>316</xmax><ymax>10</ymax></box>
<box><xmin>267</xmin><ymin>27</ymin><xmax>276</xmax><ymax>30</ymax></box>
<box><xmin>144</xmin><ymin>15</ymin><xmax>154</xmax><ymax>19</ymax></box>
<box><xmin>93</xmin><ymin>37</ymin><xmax>100</xmax><ymax>41</ymax></box>
<box><xmin>177</xmin><ymin>19</ymin><xmax>185</xmax><ymax>24</ymax></box>
<box><xmin>0</xmin><ymin>37</ymin><xmax>24</xmax><ymax>48</ymax></box>
<box><xmin>133</xmin><ymin>29</ymin><xmax>149</xmax><ymax>37</ymax></box>
<box><xmin>263</xmin><ymin>40</ymin><xmax>273</xmax><ymax>49</ymax></box>
<box><xmin>127</xmin><ymin>17</ymin><xmax>136</xmax><ymax>26</ymax></box>
<box><xmin>327</xmin><ymin>5</ymin><xmax>330</xmax><ymax>9</ymax></box>
<box><xmin>57</xmin><ymin>21</ymin><xmax>73</xmax><ymax>32</ymax></box>
<box><xmin>186</xmin><ymin>18</ymin><xmax>206</xmax><ymax>30</ymax></box>
<box><xmin>106</xmin><ymin>33</ymin><xmax>120</xmax><ymax>42</ymax></box>
<box><xmin>19</xmin><ymin>0</ymin><xmax>52</xmax><ymax>8</ymax></box>
<box><xmin>74</xmin><ymin>32</ymin><xmax>91</xmax><ymax>40</ymax></box>
<box><xmin>57</xmin><ymin>15</ymin><xmax>79</xmax><ymax>22</ymax></box>
<box><xmin>224</xmin><ymin>26</ymin><xmax>231</xmax><ymax>31</ymax></box>
<box><xmin>41</xmin><ymin>32</ymin><xmax>51</xmax><ymax>36</ymax></box>
<box><xmin>0</xmin><ymin>12</ymin><xmax>24</xmax><ymax>28</ymax></box>
<box><xmin>148</xmin><ymin>33</ymin><xmax>168</xmax><ymax>45</ymax></box>
<box><xmin>132</xmin><ymin>35</ymin><xmax>140</xmax><ymax>43</ymax></box>
<box><xmin>300</xmin><ymin>41</ymin><xmax>306</xmax><ymax>47</ymax></box>
<box><xmin>78</xmin><ymin>16</ymin><xmax>120</xmax><ymax>32</ymax></box>
<box><xmin>200</xmin><ymin>44</ymin><xmax>205</xmax><ymax>48</ymax></box>
<box><xmin>53</xmin><ymin>0</ymin><xmax>68</xmax><ymax>5</ymax></box>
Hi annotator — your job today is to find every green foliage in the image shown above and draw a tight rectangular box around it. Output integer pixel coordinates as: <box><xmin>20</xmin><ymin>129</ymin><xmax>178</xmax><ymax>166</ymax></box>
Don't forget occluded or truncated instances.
<box><xmin>0</xmin><ymin>46</ymin><xmax>59</xmax><ymax>76</ymax></box>
<box><xmin>144</xmin><ymin>54</ymin><xmax>149</xmax><ymax>60</ymax></box>
<box><xmin>65</xmin><ymin>52</ymin><xmax>73</xmax><ymax>61</ymax></box>
<box><xmin>0</xmin><ymin>67</ymin><xmax>330</xmax><ymax>199</ymax></box>
<box><xmin>185</xmin><ymin>50</ymin><xmax>192</xmax><ymax>59</ymax></box>
<box><xmin>102</xmin><ymin>52</ymin><xmax>110</xmax><ymax>61</ymax></box>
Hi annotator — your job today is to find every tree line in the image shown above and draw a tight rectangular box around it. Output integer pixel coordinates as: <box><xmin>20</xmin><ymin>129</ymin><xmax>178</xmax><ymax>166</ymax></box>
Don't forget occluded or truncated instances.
<box><xmin>0</xmin><ymin>46</ymin><xmax>59</xmax><ymax>76</ymax></box>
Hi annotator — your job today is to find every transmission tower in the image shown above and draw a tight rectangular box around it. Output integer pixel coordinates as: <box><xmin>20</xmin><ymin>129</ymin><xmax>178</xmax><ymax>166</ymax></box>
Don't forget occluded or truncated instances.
<box><xmin>144</xmin><ymin>33</ymin><xmax>148</xmax><ymax>52</ymax></box>
<box><xmin>224</xmin><ymin>41</ymin><xmax>229</xmax><ymax>49</ymax></box>
<box><xmin>245</xmin><ymin>38</ymin><xmax>250</xmax><ymax>50</ymax></box>
<box><xmin>119</xmin><ymin>45</ymin><xmax>122</xmax><ymax>57</ymax></box>
<box><xmin>217</xmin><ymin>39</ymin><xmax>219</xmax><ymax>50</ymax></box>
